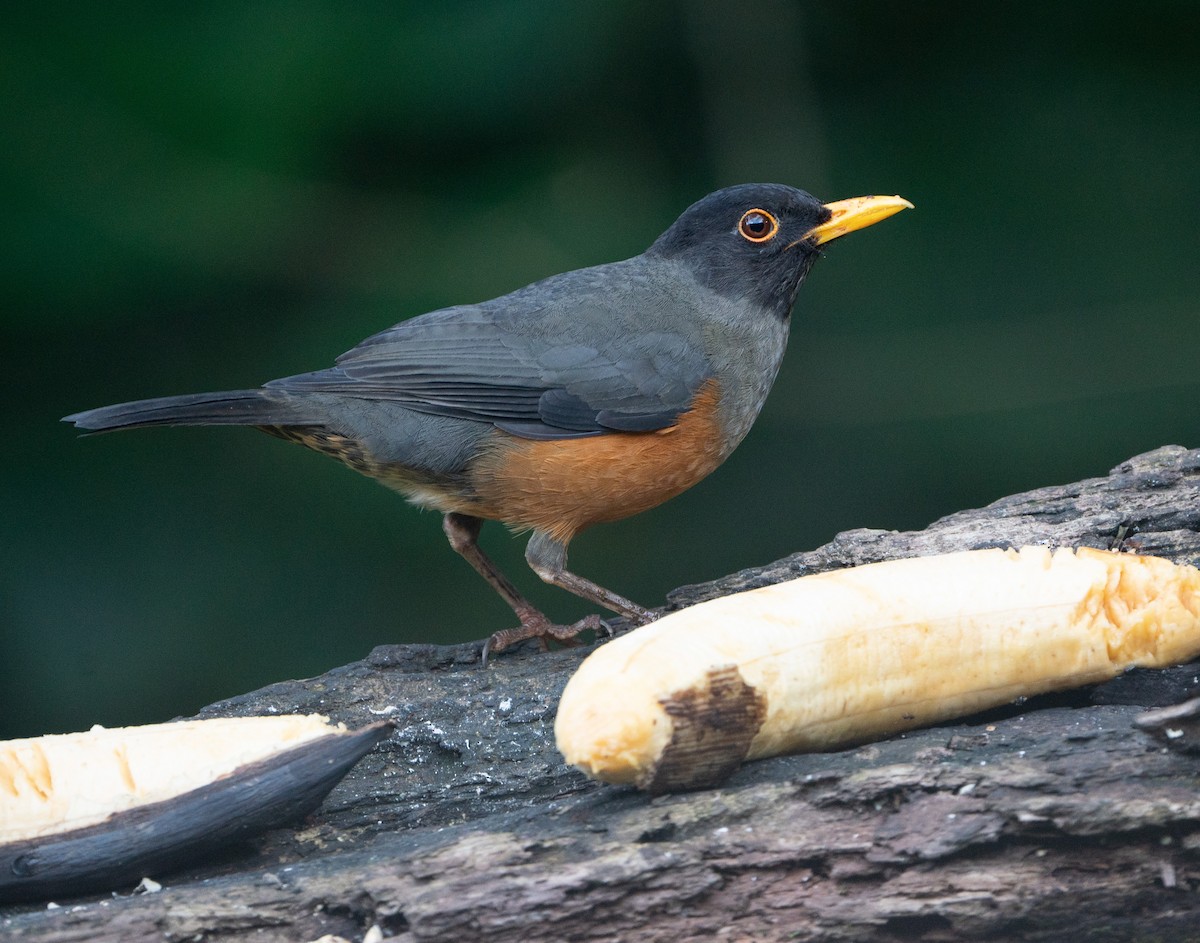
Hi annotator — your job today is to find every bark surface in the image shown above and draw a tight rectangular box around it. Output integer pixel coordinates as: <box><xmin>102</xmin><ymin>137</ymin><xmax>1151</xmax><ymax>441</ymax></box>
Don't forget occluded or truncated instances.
<box><xmin>5</xmin><ymin>445</ymin><xmax>1200</xmax><ymax>942</ymax></box>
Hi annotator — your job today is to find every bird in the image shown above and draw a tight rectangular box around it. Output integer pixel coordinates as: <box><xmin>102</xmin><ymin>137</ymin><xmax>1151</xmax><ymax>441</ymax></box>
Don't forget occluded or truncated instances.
<box><xmin>64</xmin><ymin>184</ymin><xmax>911</xmax><ymax>660</ymax></box>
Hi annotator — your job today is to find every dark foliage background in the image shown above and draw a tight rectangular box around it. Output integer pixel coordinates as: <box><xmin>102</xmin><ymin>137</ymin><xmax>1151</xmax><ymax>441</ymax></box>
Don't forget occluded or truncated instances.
<box><xmin>3</xmin><ymin>2</ymin><xmax>1197</xmax><ymax>738</ymax></box>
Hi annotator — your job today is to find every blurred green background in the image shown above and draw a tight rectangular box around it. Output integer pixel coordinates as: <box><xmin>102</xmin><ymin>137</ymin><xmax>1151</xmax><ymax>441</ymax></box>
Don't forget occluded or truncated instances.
<box><xmin>3</xmin><ymin>2</ymin><xmax>1198</xmax><ymax>739</ymax></box>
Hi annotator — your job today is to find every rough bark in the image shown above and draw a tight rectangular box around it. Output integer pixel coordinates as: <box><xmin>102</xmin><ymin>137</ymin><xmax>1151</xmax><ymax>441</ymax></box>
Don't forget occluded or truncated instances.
<box><xmin>4</xmin><ymin>445</ymin><xmax>1200</xmax><ymax>942</ymax></box>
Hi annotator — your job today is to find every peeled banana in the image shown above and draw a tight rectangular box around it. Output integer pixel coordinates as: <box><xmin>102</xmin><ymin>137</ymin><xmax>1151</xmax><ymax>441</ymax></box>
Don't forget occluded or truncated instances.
<box><xmin>554</xmin><ymin>547</ymin><xmax>1200</xmax><ymax>791</ymax></box>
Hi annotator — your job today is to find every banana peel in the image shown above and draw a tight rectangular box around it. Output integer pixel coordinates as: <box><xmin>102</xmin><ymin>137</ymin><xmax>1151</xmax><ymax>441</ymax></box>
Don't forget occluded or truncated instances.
<box><xmin>0</xmin><ymin>714</ymin><xmax>389</xmax><ymax>902</ymax></box>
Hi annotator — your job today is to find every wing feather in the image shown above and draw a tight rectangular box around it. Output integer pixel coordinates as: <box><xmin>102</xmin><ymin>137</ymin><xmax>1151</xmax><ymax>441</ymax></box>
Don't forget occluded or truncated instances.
<box><xmin>266</xmin><ymin>279</ymin><xmax>710</xmax><ymax>439</ymax></box>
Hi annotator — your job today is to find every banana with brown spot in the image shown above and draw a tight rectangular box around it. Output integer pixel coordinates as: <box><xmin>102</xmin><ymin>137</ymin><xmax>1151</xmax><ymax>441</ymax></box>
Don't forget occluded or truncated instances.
<box><xmin>554</xmin><ymin>546</ymin><xmax>1200</xmax><ymax>791</ymax></box>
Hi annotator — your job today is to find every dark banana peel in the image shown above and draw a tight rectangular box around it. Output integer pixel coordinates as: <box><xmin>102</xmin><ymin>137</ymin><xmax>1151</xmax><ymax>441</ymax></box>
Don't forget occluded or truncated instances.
<box><xmin>0</xmin><ymin>720</ymin><xmax>390</xmax><ymax>904</ymax></box>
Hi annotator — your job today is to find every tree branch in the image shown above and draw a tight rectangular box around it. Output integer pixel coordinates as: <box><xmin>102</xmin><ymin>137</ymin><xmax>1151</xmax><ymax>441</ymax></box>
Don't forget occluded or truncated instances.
<box><xmin>5</xmin><ymin>445</ymin><xmax>1200</xmax><ymax>942</ymax></box>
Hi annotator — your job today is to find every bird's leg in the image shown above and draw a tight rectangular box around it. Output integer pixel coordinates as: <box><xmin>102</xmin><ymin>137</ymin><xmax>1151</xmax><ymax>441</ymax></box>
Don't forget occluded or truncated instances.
<box><xmin>525</xmin><ymin>530</ymin><xmax>656</xmax><ymax>625</ymax></box>
<box><xmin>441</xmin><ymin>513</ymin><xmax>603</xmax><ymax>663</ymax></box>
<box><xmin>443</xmin><ymin>513</ymin><xmax>542</xmax><ymax>624</ymax></box>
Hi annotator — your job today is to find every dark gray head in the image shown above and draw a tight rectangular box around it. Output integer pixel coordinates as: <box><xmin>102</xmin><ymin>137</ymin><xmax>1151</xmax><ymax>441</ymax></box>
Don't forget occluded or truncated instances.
<box><xmin>646</xmin><ymin>183</ymin><xmax>832</xmax><ymax>318</ymax></box>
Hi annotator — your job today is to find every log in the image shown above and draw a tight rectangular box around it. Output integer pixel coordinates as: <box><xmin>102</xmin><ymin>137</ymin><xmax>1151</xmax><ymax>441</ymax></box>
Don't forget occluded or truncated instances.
<box><xmin>4</xmin><ymin>445</ymin><xmax>1200</xmax><ymax>942</ymax></box>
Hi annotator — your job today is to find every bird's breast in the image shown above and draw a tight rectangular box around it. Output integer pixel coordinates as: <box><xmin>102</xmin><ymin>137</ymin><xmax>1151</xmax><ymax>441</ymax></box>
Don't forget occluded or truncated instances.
<box><xmin>466</xmin><ymin>379</ymin><xmax>729</xmax><ymax>541</ymax></box>
<box><xmin>703</xmin><ymin>307</ymin><xmax>791</xmax><ymax>454</ymax></box>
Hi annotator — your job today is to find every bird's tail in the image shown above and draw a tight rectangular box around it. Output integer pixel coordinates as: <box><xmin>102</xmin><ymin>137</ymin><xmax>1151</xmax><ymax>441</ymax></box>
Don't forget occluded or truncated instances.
<box><xmin>63</xmin><ymin>389</ymin><xmax>324</xmax><ymax>433</ymax></box>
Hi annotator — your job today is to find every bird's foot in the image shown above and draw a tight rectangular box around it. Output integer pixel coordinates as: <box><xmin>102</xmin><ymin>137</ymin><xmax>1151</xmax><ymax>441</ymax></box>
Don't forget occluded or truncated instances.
<box><xmin>482</xmin><ymin>613</ymin><xmax>605</xmax><ymax>667</ymax></box>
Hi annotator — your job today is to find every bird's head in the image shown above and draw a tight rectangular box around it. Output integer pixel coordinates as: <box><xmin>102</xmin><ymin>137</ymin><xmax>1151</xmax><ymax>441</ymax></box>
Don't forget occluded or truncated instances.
<box><xmin>648</xmin><ymin>183</ymin><xmax>912</xmax><ymax>317</ymax></box>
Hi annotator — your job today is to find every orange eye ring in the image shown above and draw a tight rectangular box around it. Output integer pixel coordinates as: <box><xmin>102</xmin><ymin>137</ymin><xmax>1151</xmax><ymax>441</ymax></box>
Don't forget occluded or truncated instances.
<box><xmin>737</xmin><ymin>208</ymin><xmax>779</xmax><ymax>243</ymax></box>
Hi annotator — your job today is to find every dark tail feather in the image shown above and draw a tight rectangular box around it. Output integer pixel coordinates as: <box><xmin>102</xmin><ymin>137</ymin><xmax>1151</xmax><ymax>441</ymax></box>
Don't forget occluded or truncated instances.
<box><xmin>63</xmin><ymin>390</ymin><xmax>323</xmax><ymax>433</ymax></box>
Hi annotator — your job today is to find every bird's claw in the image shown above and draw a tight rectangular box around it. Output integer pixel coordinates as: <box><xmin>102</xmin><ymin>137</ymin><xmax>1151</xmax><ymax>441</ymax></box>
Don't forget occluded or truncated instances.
<box><xmin>481</xmin><ymin>613</ymin><xmax>605</xmax><ymax>667</ymax></box>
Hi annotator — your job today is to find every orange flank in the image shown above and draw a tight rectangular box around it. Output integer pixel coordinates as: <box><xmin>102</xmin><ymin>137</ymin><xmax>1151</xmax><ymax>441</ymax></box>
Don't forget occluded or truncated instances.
<box><xmin>470</xmin><ymin>380</ymin><xmax>727</xmax><ymax>542</ymax></box>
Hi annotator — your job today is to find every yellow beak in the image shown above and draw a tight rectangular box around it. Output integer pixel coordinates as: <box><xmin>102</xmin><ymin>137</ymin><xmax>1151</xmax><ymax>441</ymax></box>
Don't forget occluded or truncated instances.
<box><xmin>806</xmin><ymin>194</ymin><xmax>914</xmax><ymax>245</ymax></box>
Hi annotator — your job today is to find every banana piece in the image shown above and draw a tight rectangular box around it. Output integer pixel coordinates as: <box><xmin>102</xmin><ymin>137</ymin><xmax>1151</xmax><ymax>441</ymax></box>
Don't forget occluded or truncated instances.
<box><xmin>1</xmin><ymin>714</ymin><xmax>349</xmax><ymax>841</ymax></box>
<box><xmin>0</xmin><ymin>714</ymin><xmax>389</xmax><ymax>902</ymax></box>
<box><xmin>554</xmin><ymin>547</ymin><xmax>1200</xmax><ymax>791</ymax></box>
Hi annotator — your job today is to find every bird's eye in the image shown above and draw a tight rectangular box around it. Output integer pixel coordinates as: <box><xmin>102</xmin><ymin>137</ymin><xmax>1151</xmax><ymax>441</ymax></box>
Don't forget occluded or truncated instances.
<box><xmin>737</xmin><ymin>208</ymin><xmax>779</xmax><ymax>243</ymax></box>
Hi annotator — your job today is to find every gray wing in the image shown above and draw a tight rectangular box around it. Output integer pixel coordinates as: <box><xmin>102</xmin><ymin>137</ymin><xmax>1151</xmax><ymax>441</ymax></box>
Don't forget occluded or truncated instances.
<box><xmin>265</xmin><ymin>284</ymin><xmax>711</xmax><ymax>440</ymax></box>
